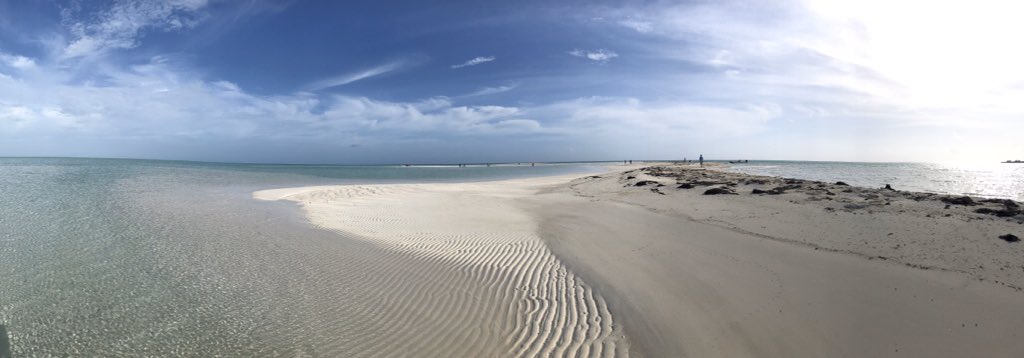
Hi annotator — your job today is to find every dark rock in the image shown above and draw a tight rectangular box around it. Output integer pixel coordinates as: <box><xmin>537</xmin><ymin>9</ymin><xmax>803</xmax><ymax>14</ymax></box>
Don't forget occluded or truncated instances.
<box><xmin>999</xmin><ymin>234</ymin><xmax>1020</xmax><ymax>243</ymax></box>
<box><xmin>688</xmin><ymin>180</ymin><xmax>730</xmax><ymax>187</ymax></box>
<box><xmin>677</xmin><ymin>183</ymin><xmax>694</xmax><ymax>189</ymax></box>
<box><xmin>942</xmin><ymin>196</ymin><xmax>977</xmax><ymax>206</ymax></box>
<box><xmin>981</xmin><ymin>199</ymin><xmax>1020</xmax><ymax>209</ymax></box>
<box><xmin>883</xmin><ymin>184</ymin><xmax>894</xmax><ymax>190</ymax></box>
<box><xmin>634</xmin><ymin>180</ymin><xmax>660</xmax><ymax>187</ymax></box>
<box><xmin>651</xmin><ymin>188</ymin><xmax>666</xmax><ymax>195</ymax></box>
<box><xmin>835</xmin><ymin>181</ymin><xmax>850</xmax><ymax>186</ymax></box>
<box><xmin>704</xmin><ymin>187</ymin><xmax>737</xmax><ymax>195</ymax></box>
<box><xmin>975</xmin><ymin>208</ymin><xmax>1021</xmax><ymax>217</ymax></box>
<box><xmin>752</xmin><ymin>188</ymin><xmax>768</xmax><ymax>194</ymax></box>
<box><xmin>625</xmin><ymin>176</ymin><xmax>636</xmax><ymax>180</ymax></box>
<box><xmin>764</xmin><ymin>184</ymin><xmax>801</xmax><ymax>195</ymax></box>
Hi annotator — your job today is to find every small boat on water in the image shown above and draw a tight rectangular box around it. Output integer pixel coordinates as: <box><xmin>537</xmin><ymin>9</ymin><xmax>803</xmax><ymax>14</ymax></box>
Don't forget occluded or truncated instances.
<box><xmin>728</xmin><ymin>160</ymin><xmax>750</xmax><ymax>164</ymax></box>
<box><xmin>1003</xmin><ymin>160</ymin><xmax>1024</xmax><ymax>163</ymax></box>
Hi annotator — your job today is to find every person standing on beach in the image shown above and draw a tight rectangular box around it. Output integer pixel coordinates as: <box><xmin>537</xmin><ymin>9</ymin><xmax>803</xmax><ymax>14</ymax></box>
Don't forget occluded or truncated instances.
<box><xmin>699</xmin><ymin>154</ymin><xmax>704</xmax><ymax>167</ymax></box>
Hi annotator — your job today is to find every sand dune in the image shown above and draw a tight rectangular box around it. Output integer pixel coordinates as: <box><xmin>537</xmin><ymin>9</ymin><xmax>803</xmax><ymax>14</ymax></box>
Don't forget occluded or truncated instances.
<box><xmin>255</xmin><ymin>177</ymin><xmax>631</xmax><ymax>357</ymax></box>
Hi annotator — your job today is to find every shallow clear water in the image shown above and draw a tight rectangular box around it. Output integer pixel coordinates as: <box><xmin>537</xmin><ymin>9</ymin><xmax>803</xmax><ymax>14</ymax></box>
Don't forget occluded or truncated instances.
<box><xmin>0</xmin><ymin>158</ymin><xmax>602</xmax><ymax>356</ymax></box>
<box><xmin>724</xmin><ymin>161</ymin><xmax>1024</xmax><ymax>201</ymax></box>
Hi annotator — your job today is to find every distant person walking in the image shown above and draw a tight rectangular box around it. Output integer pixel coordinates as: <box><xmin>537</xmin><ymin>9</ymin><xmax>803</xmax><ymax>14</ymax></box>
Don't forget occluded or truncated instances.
<box><xmin>699</xmin><ymin>154</ymin><xmax>704</xmax><ymax>167</ymax></box>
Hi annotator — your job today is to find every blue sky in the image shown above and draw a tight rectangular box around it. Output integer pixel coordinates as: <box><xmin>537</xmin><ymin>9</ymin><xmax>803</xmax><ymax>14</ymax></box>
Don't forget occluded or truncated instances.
<box><xmin>1</xmin><ymin>0</ymin><xmax>1022</xmax><ymax>164</ymax></box>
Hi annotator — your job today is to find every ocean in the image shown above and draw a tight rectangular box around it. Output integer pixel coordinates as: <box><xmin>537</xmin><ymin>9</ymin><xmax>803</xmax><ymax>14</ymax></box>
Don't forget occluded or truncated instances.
<box><xmin>723</xmin><ymin>161</ymin><xmax>1024</xmax><ymax>201</ymax></box>
<box><xmin>0</xmin><ymin>158</ymin><xmax>602</xmax><ymax>356</ymax></box>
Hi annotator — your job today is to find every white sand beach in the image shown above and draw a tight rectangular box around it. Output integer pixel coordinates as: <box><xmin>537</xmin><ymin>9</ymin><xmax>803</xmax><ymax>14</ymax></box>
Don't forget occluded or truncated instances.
<box><xmin>255</xmin><ymin>164</ymin><xmax>1024</xmax><ymax>357</ymax></box>
<box><xmin>255</xmin><ymin>175</ymin><xmax>633</xmax><ymax>357</ymax></box>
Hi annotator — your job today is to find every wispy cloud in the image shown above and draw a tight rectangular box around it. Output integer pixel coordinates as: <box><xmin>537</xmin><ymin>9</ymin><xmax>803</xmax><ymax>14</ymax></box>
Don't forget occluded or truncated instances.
<box><xmin>462</xmin><ymin>84</ymin><xmax>518</xmax><ymax>97</ymax></box>
<box><xmin>451</xmin><ymin>56</ymin><xmax>496</xmax><ymax>69</ymax></box>
<box><xmin>618</xmin><ymin>19</ymin><xmax>653</xmax><ymax>33</ymax></box>
<box><xmin>60</xmin><ymin>0</ymin><xmax>210</xmax><ymax>59</ymax></box>
<box><xmin>0</xmin><ymin>54</ymin><xmax>543</xmax><ymax>140</ymax></box>
<box><xmin>568</xmin><ymin>49</ymin><xmax>618</xmax><ymax>62</ymax></box>
<box><xmin>0</xmin><ymin>53</ymin><xmax>36</xmax><ymax>69</ymax></box>
<box><xmin>304</xmin><ymin>60</ymin><xmax>407</xmax><ymax>91</ymax></box>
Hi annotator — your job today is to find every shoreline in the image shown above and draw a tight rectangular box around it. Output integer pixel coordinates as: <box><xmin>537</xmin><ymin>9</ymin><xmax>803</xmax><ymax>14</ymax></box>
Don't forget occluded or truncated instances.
<box><xmin>719</xmin><ymin>161</ymin><xmax>1024</xmax><ymax>202</ymax></box>
<box><xmin>256</xmin><ymin>164</ymin><xmax>1024</xmax><ymax>357</ymax></box>
<box><xmin>616</xmin><ymin>165</ymin><xmax>1024</xmax><ymax>290</ymax></box>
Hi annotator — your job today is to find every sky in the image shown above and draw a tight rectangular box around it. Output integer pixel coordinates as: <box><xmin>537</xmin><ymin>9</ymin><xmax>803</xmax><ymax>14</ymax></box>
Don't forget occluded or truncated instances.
<box><xmin>1</xmin><ymin>0</ymin><xmax>1023</xmax><ymax>164</ymax></box>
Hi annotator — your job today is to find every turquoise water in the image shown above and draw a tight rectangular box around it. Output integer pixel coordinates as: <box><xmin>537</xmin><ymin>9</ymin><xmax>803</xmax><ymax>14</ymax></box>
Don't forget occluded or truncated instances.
<box><xmin>724</xmin><ymin>161</ymin><xmax>1024</xmax><ymax>201</ymax></box>
<box><xmin>0</xmin><ymin>158</ymin><xmax>603</xmax><ymax>356</ymax></box>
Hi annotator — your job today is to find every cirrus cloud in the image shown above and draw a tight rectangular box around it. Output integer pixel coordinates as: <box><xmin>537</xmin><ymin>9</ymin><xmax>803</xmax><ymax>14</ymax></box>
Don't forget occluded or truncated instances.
<box><xmin>568</xmin><ymin>49</ymin><xmax>618</xmax><ymax>62</ymax></box>
<box><xmin>451</xmin><ymin>56</ymin><xmax>496</xmax><ymax>69</ymax></box>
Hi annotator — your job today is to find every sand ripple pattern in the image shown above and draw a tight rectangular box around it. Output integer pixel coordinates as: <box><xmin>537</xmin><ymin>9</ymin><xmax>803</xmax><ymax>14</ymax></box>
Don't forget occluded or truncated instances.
<box><xmin>266</xmin><ymin>184</ymin><xmax>630</xmax><ymax>357</ymax></box>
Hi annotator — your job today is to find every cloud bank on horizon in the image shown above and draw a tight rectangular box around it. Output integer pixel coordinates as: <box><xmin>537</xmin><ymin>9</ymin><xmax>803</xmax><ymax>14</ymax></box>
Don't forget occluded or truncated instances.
<box><xmin>0</xmin><ymin>0</ymin><xmax>1022</xmax><ymax>164</ymax></box>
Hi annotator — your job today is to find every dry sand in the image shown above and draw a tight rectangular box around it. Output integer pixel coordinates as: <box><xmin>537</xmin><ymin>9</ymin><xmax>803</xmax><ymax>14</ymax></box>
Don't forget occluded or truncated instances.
<box><xmin>255</xmin><ymin>174</ymin><xmax>633</xmax><ymax>357</ymax></box>
<box><xmin>256</xmin><ymin>164</ymin><xmax>1024</xmax><ymax>357</ymax></box>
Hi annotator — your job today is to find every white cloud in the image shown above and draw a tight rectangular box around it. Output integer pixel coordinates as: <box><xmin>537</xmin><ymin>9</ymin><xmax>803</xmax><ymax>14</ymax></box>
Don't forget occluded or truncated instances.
<box><xmin>569</xmin><ymin>49</ymin><xmax>618</xmax><ymax>62</ymax></box>
<box><xmin>616</xmin><ymin>1</ymin><xmax>1024</xmax><ymax>115</ymax></box>
<box><xmin>0</xmin><ymin>54</ymin><xmax>547</xmax><ymax>143</ymax></box>
<box><xmin>60</xmin><ymin>0</ymin><xmax>210</xmax><ymax>59</ymax></box>
<box><xmin>304</xmin><ymin>60</ymin><xmax>408</xmax><ymax>91</ymax></box>
<box><xmin>321</xmin><ymin>96</ymin><xmax>535</xmax><ymax>134</ymax></box>
<box><xmin>0</xmin><ymin>53</ymin><xmax>37</xmax><ymax>69</ymax></box>
<box><xmin>618</xmin><ymin>19</ymin><xmax>653</xmax><ymax>33</ymax></box>
<box><xmin>451</xmin><ymin>56</ymin><xmax>496</xmax><ymax>69</ymax></box>
<box><xmin>462</xmin><ymin>84</ymin><xmax>518</xmax><ymax>97</ymax></box>
<box><xmin>533</xmin><ymin>97</ymin><xmax>778</xmax><ymax>138</ymax></box>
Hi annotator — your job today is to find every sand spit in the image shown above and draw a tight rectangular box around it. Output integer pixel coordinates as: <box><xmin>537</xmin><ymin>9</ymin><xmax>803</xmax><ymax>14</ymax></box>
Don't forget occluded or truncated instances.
<box><xmin>257</xmin><ymin>164</ymin><xmax>1024</xmax><ymax>357</ymax></box>
<box><xmin>629</xmin><ymin>165</ymin><xmax>1024</xmax><ymax>290</ymax></box>
<box><xmin>254</xmin><ymin>176</ymin><xmax>631</xmax><ymax>357</ymax></box>
<box><xmin>532</xmin><ymin>165</ymin><xmax>1024</xmax><ymax>357</ymax></box>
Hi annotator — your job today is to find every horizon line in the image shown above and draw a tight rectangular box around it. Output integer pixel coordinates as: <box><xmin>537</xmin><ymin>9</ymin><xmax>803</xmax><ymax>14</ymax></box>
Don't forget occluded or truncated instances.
<box><xmin>0</xmin><ymin>155</ymin><xmax>946</xmax><ymax>167</ymax></box>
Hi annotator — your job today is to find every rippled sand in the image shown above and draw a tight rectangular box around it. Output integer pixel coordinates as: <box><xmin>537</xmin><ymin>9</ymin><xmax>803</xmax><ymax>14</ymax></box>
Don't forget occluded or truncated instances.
<box><xmin>255</xmin><ymin>176</ymin><xmax>632</xmax><ymax>357</ymax></box>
